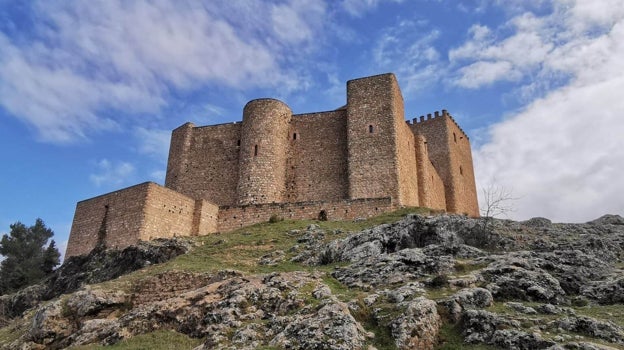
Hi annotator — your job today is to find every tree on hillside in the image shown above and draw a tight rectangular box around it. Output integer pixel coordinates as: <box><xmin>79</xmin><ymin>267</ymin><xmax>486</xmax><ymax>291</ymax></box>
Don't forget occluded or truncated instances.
<box><xmin>0</xmin><ymin>219</ymin><xmax>61</xmax><ymax>295</ymax></box>
<box><xmin>479</xmin><ymin>183</ymin><xmax>517</xmax><ymax>233</ymax></box>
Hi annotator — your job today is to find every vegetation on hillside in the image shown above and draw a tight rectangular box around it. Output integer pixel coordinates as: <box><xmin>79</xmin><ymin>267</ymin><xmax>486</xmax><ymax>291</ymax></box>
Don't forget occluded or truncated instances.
<box><xmin>0</xmin><ymin>219</ymin><xmax>60</xmax><ymax>295</ymax></box>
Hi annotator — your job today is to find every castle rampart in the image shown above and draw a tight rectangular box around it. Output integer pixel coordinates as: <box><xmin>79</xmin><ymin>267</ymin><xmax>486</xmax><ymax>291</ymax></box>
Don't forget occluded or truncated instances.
<box><xmin>286</xmin><ymin>110</ymin><xmax>348</xmax><ymax>203</ymax></box>
<box><xmin>66</xmin><ymin>182</ymin><xmax>202</xmax><ymax>257</ymax></box>
<box><xmin>66</xmin><ymin>73</ymin><xmax>479</xmax><ymax>258</ymax></box>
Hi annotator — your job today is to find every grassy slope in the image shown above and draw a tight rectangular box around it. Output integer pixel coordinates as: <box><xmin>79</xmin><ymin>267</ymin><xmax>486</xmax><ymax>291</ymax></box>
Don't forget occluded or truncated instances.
<box><xmin>3</xmin><ymin>208</ymin><xmax>622</xmax><ymax>349</ymax></box>
<box><xmin>75</xmin><ymin>206</ymin><xmax>498</xmax><ymax>350</ymax></box>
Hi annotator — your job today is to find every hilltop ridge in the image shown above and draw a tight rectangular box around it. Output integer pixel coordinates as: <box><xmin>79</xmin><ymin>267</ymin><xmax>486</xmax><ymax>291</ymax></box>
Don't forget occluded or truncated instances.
<box><xmin>2</xmin><ymin>209</ymin><xmax>624</xmax><ymax>349</ymax></box>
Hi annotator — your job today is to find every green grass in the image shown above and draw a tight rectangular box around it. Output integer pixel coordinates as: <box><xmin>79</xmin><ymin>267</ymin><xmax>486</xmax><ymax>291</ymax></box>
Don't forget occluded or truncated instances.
<box><xmin>93</xmin><ymin>207</ymin><xmax>433</xmax><ymax>292</ymax></box>
<box><xmin>0</xmin><ymin>309</ymin><xmax>37</xmax><ymax>346</ymax></box>
<box><xmin>574</xmin><ymin>303</ymin><xmax>624</xmax><ymax>328</ymax></box>
<box><xmin>425</xmin><ymin>287</ymin><xmax>455</xmax><ymax>301</ymax></box>
<box><xmin>3</xmin><ymin>207</ymin><xmax>437</xmax><ymax>349</ymax></box>
<box><xmin>454</xmin><ymin>260</ymin><xmax>489</xmax><ymax>275</ymax></box>
<box><xmin>436</xmin><ymin>323</ymin><xmax>497</xmax><ymax>350</ymax></box>
<box><xmin>0</xmin><ymin>323</ymin><xmax>26</xmax><ymax>346</ymax></box>
<box><xmin>68</xmin><ymin>330</ymin><xmax>203</xmax><ymax>350</ymax></box>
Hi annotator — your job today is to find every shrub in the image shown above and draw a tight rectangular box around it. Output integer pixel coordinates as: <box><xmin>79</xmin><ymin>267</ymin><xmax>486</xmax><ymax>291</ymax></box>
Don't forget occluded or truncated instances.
<box><xmin>430</xmin><ymin>274</ymin><xmax>450</xmax><ymax>288</ymax></box>
<box><xmin>268</xmin><ymin>214</ymin><xmax>283</xmax><ymax>223</ymax></box>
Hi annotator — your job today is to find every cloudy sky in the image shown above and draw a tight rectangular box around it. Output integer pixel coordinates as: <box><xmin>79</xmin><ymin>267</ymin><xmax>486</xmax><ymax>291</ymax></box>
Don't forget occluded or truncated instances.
<box><xmin>1</xmin><ymin>0</ymin><xmax>622</xmax><ymax>255</ymax></box>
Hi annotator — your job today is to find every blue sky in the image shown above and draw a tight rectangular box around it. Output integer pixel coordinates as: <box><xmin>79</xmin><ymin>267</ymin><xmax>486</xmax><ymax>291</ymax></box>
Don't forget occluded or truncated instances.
<box><xmin>1</xmin><ymin>0</ymin><xmax>623</xmax><ymax>257</ymax></box>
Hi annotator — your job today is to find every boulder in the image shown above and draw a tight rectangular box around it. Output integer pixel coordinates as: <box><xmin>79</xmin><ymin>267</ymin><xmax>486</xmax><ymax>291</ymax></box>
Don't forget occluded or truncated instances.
<box><xmin>438</xmin><ymin>288</ymin><xmax>493</xmax><ymax>322</ymax></box>
<box><xmin>389</xmin><ymin>297</ymin><xmax>441</xmax><ymax>350</ymax></box>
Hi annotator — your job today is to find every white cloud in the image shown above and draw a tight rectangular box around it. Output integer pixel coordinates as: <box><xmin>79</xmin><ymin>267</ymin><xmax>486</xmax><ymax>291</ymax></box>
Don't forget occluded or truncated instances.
<box><xmin>271</xmin><ymin>1</ymin><xmax>325</xmax><ymax>45</ymax></box>
<box><xmin>341</xmin><ymin>0</ymin><xmax>404</xmax><ymax>16</ymax></box>
<box><xmin>450</xmin><ymin>13</ymin><xmax>553</xmax><ymax>89</ymax></box>
<box><xmin>135</xmin><ymin>127</ymin><xmax>171</xmax><ymax>164</ymax></box>
<box><xmin>373</xmin><ymin>20</ymin><xmax>443</xmax><ymax>92</ymax></box>
<box><xmin>89</xmin><ymin>159</ymin><xmax>136</xmax><ymax>187</ymax></box>
<box><xmin>473</xmin><ymin>2</ymin><xmax>624</xmax><ymax>222</ymax></box>
<box><xmin>0</xmin><ymin>0</ymin><xmax>327</xmax><ymax>144</ymax></box>
<box><xmin>455</xmin><ymin>61</ymin><xmax>521</xmax><ymax>88</ymax></box>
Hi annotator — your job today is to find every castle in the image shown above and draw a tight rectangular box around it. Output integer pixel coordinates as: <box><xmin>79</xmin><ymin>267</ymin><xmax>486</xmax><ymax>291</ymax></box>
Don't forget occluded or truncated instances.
<box><xmin>66</xmin><ymin>73</ymin><xmax>479</xmax><ymax>258</ymax></box>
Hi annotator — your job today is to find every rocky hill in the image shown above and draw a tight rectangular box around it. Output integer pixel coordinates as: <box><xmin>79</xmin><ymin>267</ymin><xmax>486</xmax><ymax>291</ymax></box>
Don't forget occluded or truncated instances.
<box><xmin>1</xmin><ymin>209</ymin><xmax>623</xmax><ymax>349</ymax></box>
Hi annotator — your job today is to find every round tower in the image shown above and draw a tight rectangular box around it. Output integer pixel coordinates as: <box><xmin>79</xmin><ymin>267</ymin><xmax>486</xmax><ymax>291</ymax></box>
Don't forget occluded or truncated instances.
<box><xmin>237</xmin><ymin>98</ymin><xmax>292</xmax><ymax>205</ymax></box>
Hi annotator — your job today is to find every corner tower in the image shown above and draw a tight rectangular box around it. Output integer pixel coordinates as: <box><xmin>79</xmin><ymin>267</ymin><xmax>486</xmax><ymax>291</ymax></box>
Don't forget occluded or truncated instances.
<box><xmin>346</xmin><ymin>73</ymin><xmax>417</xmax><ymax>205</ymax></box>
<box><xmin>411</xmin><ymin>110</ymin><xmax>479</xmax><ymax>216</ymax></box>
<box><xmin>237</xmin><ymin>98</ymin><xmax>292</xmax><ymax>205</ymax></box>
<box><xmin>165</xmin><ymin>122</ymin><xmax>194</xmax><ymax>194</ymax></box>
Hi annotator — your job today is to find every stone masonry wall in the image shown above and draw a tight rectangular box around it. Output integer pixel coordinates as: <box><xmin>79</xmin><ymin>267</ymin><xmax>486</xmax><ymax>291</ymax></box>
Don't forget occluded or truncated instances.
<box><xmin>68</xmin><ymin>74</ymin><xmax>480</xmax><ymax>258</ymax></box>
<box><xmin>218</xmin><ymin>197</ymin><xmax>394</xmax><ymax>232</ymax></box>
<box><xmin>194</xmin><ymin>199</ymin><xmax>220</xmax><ymax>236</ymax></box>
<box><xmin>346</xmin><ymin>74</ymin><xmax>400</xmax><ymax>202</ymax></box>
<box><xmin>286</xmin><ymin>110</ymin><xmax>348</xmax><ymax>203</ymax></box>
<box><xmin>140</xmin><ymin>183</ymin><xmax>204</xmax><ymax>240</ymax></box>
<box><xmin>67</xmin><ymin>183</ymin><xmax>151</xmax><ymax>257</ymax></box>
<box><xmin>444</xmin><ymin>115</ymin><xmax>479</xmax><ymax>216</ymax></box>
<box><xmin>414</xmin><ymin>134</ymin><xmax>446</xmax><ymax>210</ymax></box>
<box><xmin>165</xmin><ymin>122</ymin><xmax>241</xmax><ymax>206</ymax></box>
<box><xmin>66</xmin><ymin>183</ymin><xmax>209</xmax><ymax>258</ymax></box>
<box><xmin>396</xmin><ymin>120</ymin><xmax>419</xmax><ymax>206</ymax></box>
<box><xmin>165</xmin><ymin>123</ymin><xmax>193</xmax><ymax>197</ymax></box>
<box><xmin>237</xmin><ymin>99</ymin><xmax>291</xmax><ymax>205</ymax></box>
<box><xmin>410</xmin><ymin>111</ymin><xmax>478</xmax><ymax>216</ymax></box>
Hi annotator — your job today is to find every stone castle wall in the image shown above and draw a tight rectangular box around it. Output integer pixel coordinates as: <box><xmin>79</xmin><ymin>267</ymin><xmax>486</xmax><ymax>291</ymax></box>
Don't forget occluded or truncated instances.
<box><xmin>218</xmin><ymin>197</ymin><xmax>394</xmax><ymax>232</ymax></box>
<box><xmin>346</xmin><ymin>74</ymin><xmax>401</xmax><ymax>202</ymax></box>
<box><xmin>66</xmin><ymin>182</ymin><xmax>201</xmax><ymax>257</ymax></box>
<box><xmin>165</xmin><ymin>122</ymin><xmax>242</xmax><ymax>206</ymax></box>
<box><xmin>414</xmin><ymin>134</ymin><xmax>447</xmax><ymax>210</ymax></box>
<box><xmin>286</xmin><ymin>110</ymin><xmax>349</xmax><ymax>203</ymax></box>
<box><xmin>238</xmin><ymin>99</ymin><xmax>292</xmax><ymax>205</ymax></box>
<box><xmin>67</xmin><ymin>73</ymin><xmax>479</xmax><ymax>258</ymax></box>
<box><xmin>410</xmin><ymin>111</ymin><xmax>479</xmax><ymax>216</ymax></box>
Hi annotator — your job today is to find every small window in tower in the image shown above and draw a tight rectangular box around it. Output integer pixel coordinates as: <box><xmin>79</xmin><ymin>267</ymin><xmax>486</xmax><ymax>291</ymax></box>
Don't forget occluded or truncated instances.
<box><xmin>369</xmin><ymin>125</ymin><xmax>374</xmax><ymax>133</ymax></box>
<box><xmin>293</xmin><ymin>133</ymin><xmax>297</xmax><ymax>140</ymax></box>
<box><xmin>453</xmin><ymin>132</ymin><xmax>457</xmax><ymax>143</ymax></box>
<box><xmin>254</xmin><ymin>145</ymin><xmax>258</xmax><ymax>156</ymax></box>
<box><xmin>237</xmin><ymin>140</ymin><xmax>241</xmax><ymax>147</ymax></box>
<box><xmin>460</xmin><ymin>165</ymin><xmax>463</xmax><ymax>175</ymax></box>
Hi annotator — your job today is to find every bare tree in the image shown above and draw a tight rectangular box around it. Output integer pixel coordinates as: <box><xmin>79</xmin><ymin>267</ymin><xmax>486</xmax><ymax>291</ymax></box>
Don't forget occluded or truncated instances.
<box><xmin>479</xmin><ymin>183</ymin><xmax>517</xmax><ymax>233</ymax></box>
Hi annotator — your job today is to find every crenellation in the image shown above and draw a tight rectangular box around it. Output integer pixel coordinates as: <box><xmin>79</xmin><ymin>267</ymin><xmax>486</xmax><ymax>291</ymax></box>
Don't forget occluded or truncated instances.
<box><xmin>66</xmin><ymin>73</ymin><xmax>479</xmax><ymax>258</ymax></box>
<box><xmin>412</xmin><ymin>109</ymin><xmax>470</xmax><ymax>141</ymax></box>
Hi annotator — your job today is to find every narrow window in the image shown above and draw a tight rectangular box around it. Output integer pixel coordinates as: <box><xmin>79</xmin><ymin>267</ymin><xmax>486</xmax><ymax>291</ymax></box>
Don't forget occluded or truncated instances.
<box><xmin>453</xmin><ymin>132</ymin><xmax>457</xmax><ymax>143</ymax></box>
<box><xmin>293</xmin><ymin>133</ymin><xmax>297</xmax><ymax>140</ymax></box>
<box><xmin>237</xmin><ymin>140</ymin><xmax>241</xmax><ymax>146</ymax></box>
<box><xmin>460</xmin><ymin>165</ymin><xmax>463</xmax><ymax>175</ymax></box>
<box><xmin>369</xmin><ymin>125</ymin><xmax>374</xmax><ymax>133</ymax></box>
<box><xmin>254</xmin><ymin>144</ymin><xmax>258</xmax><ymax>156</ymax></box>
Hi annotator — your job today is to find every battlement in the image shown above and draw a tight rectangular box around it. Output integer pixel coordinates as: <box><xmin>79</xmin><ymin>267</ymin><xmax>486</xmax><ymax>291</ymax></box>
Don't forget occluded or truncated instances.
<box><xmin>408</xmin><ymin>109</ymin><xmax>469</xmax><ymax>140</ymax></box>
<box><xmin>66</xmin><ymin>73</ymin><xmax>479</xmax><ymax>258</ymax></box>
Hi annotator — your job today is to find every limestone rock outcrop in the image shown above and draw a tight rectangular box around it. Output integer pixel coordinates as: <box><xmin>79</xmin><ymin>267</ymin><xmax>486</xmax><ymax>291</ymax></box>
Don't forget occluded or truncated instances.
<box><xmin>2</xmin><ymin>213</ymin><xmax>624</xmax><ymax>349</ymax></box>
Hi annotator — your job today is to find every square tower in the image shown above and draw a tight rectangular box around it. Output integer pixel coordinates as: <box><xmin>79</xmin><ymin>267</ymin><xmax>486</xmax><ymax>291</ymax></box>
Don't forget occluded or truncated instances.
<box><xmin>345</xmin><ymin>73</ymin><xmax>418</xmax><ymax>206</ymax></box>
